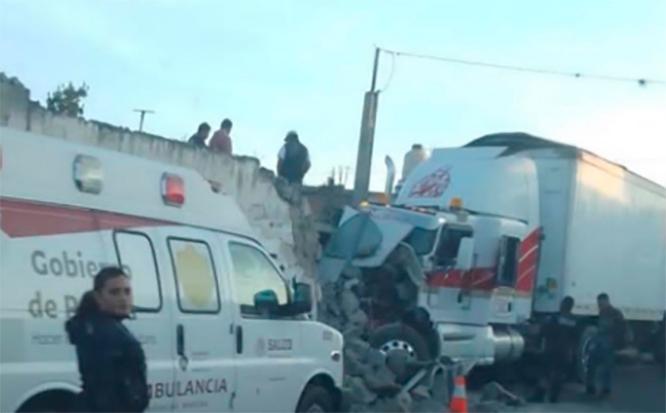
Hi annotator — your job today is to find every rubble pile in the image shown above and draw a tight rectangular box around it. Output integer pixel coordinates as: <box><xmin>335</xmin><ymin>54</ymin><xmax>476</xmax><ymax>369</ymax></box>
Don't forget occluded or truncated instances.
<box><xmin>318</xmin><ymin>266</ymin><xmax>455</xmax><ymax>412</ymax></box>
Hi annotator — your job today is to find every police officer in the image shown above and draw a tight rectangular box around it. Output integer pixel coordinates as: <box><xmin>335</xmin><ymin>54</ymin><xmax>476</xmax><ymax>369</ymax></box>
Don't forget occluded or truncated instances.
<box><xmin>532</xmin><ymin>296</ymin><xmax>577</xmax><ymax>403</ymax></box>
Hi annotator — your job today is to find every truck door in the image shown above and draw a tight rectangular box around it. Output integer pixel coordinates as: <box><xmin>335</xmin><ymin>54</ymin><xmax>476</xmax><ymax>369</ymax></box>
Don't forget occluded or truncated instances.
<box><xmin>109</xmin><ymin>229</ymin><xmax>177</xmax><ymax>412</ymax></box>
<box><xmin>224</xmin><ymin>238</ymin><xmax>304</xmax><ymax>412</ymax></box>
<box><xmin>163</xmin><ymin>230</ymin><xmax>236</xmax><ymax>412</ymax></box>
<box><xmin>494</xmin><ymin>235</ymin><xmax>521</xmax><ymax>322</ymax></box>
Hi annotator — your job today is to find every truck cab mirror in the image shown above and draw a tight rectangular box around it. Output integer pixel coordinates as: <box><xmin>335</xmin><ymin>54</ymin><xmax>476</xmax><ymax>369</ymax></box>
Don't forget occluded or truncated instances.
<box><xmin>254</xmin><ymin>290</ymin><xmax>279</xmax><ymax>315</ymax></box>
<box><xmin>455</xmin><ymin>237</ymin><xmax>475</xmax><ymax>271</ymax></box>
<box><xmin>290</xmin><ymin>282</ymin><xmax>313</xmax><ymax>315</ymax></box>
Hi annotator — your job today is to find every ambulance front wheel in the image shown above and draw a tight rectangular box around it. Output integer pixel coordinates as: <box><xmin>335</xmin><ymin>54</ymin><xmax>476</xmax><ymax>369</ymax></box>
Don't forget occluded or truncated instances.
<box><xmin>296</xmin><ymin>385</ymin><xmax>335</xmax><ymax>413</ymax></box>
<box><xmin>17</xmin><ymin>390</ymin><xmax>76</xmax><ymax>413</ymax></box>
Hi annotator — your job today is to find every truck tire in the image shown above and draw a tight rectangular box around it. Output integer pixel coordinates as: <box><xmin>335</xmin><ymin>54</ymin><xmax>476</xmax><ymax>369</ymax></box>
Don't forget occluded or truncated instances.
<box><xmin>369</xmin><ymin>322</ymin><xmax>433</xmax><ymax>361</ymax></box>
<box><xmin>576</xmin><ymin>325</ymin><xmax>598</xmax><ymax>382</ymax></box>
<box><xmin>296</xmin><ymin>385</ymin><xmax>334</xmax><ymax>413</ymax></box>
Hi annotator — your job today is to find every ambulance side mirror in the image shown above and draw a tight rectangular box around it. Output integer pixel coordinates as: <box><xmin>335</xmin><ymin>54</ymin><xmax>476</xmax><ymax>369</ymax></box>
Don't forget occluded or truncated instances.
<box><xmin>291</xmin><ymin>282</ymin><xmax>313</xmax><ymax>315</ymax></box>
<box><xmin>455</xmin><ymin>237</ymin><xmax>475</xmax><ymax>271</ymax></box>
<box><xmin>254</xmin><ymin>290</ymin><xmax>279</xmax><ymax>315</ymax></box>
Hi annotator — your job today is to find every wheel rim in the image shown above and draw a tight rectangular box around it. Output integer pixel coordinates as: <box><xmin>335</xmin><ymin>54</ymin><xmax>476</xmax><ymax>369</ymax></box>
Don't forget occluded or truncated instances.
<box><xmin>379</xmin><ymin>339</ymin><xmax>417</xmax><ymax>359</ymax></box>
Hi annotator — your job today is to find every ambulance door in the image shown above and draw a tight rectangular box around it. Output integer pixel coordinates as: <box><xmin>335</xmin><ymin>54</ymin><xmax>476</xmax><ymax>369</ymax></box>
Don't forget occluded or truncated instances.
<box><xmin>224</xmin><ymin>237</ymin><xmax>304</xmax><ymax>412</ymax></box>
<box><xmin>107</xmin><ymin>229</ymin><xmax>177</xmax><ymax>412</ymax></box>
<box><xmin>162</xmin><ymin>229</ymin><xmax>236</xmax><ymax>412</ymax></box>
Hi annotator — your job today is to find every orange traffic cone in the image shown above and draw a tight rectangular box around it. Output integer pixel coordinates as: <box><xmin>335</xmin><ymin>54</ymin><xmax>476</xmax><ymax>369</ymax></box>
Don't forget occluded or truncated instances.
<box><xmin>449</xmin><ymin>374</ymin><xmax>468</xmax><ymax>413</ymax></box>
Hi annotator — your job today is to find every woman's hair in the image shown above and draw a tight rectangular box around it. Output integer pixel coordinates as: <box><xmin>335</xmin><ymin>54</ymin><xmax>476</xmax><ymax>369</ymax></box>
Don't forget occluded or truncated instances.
<box><xmin>74</xmin><ymin>266</ymin><xmax>128</xmax><ymax>318</ymax></box>
<box><xmin>75</xmin><ymin>290</ymin><xmax>99</xmax><ymax>317</ymax></box>
<box><xmin>93</xmin><ymin>266</ymin><xmax>128</xmax><ymax>292</ymax></box>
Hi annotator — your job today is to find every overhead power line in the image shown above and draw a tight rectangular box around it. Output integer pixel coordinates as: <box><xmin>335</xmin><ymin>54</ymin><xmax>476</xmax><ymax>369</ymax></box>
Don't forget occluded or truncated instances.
<box><xmin>379</xmin><ymin>47</ymin><xmax>666</xmax><ymax>88</ymax></box>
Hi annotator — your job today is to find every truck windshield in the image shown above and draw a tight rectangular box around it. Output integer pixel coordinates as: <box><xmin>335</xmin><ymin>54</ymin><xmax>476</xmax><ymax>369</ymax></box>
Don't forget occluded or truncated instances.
<box><xmin>405</xmin><ymin>227</ymin><xmax>438</xmax><ymax>255</ymax></box>
<box><xmin>434</xmin><ymin>226</ymin><xmax>474</xmax><ymax>267</ymax></box>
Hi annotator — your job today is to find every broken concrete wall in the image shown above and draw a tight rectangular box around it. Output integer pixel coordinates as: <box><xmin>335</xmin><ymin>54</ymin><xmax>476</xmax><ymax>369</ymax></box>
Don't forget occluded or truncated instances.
<box><xmin>0</xmin><ymin>73</ymin><xmax>318</xmax><ymax>283</ymax></box>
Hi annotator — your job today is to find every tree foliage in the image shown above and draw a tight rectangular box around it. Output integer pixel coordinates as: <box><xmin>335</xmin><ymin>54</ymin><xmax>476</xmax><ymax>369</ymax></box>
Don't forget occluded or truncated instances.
<box><xmin>46</xmin><ymin>82</ymin><xmax>89</xmax><ymax>117</ymax></box>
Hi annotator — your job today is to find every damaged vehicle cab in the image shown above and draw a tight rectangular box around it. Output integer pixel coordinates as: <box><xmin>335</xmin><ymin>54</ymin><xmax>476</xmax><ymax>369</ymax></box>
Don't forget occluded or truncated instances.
<box><xmin>321</xmin><ymin>199</ymin><xmax>531</xmax><ymax>367</ymax></box>
<box><xmin>0</xmin><ymin>128</ymin><xmax>343</xmax><ymax>413</ymax></box>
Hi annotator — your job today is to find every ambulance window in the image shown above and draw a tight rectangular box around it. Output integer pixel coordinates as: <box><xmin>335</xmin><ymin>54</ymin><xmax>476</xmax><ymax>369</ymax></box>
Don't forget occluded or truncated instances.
<box><xmin>168</xmin><ymin>238</ymin><xmax>221</xmax><ymax>314</ymax></box>
<box><xmin>113</xmin><ymin>231</ymin><xmax>162</xmax><ymax>311</ymax></box>
<box><xmin>228</xmin><ymin>242</ymin><xmax>289</xmax><ymax>317</ymax></box>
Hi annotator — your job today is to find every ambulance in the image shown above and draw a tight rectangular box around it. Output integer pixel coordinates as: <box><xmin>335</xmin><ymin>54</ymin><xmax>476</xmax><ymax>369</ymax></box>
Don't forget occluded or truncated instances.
<box><xmin>0</xmin><ymin>127</ymin><xmax>343</xmax><ymax>412</ymax></box>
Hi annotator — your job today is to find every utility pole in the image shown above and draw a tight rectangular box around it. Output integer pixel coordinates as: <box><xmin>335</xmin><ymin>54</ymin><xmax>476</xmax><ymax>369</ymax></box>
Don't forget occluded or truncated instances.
<box><xmin>133</xmin><ymin>109</ymin><xmax>155</xmax><ymax>132</ymax></box>
<box><xmin>352</xmin><ymin>47</ymin><xmax>381</xmax><ymax>205</ymax></box>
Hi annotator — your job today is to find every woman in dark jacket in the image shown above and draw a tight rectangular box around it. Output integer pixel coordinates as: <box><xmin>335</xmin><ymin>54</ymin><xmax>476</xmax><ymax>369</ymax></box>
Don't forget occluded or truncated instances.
<box><xmin>65</xmin><ymin>267</ymin><xmax>149</xmax><ymax>412</ymax></box>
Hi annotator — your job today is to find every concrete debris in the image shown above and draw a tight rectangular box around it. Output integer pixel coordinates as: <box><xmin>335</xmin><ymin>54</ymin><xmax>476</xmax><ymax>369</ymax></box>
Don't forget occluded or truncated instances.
<box><xmin>397</xmin><ymin>391</ymin><xmax>414</xmax><ymax>412</ymax></box>
<box><xmin>363</xmin><ymin>365</ymin><xmax>401</xmax><ymax>394</ymax></box>
<box><xmin>341</xmin><ymin>290</ymin><xmax>361</xmax><ymax>316</ymax></box>
<box><xmin>410</xmin><ymin>385</ymin><xmax>431</xmax><ymax>401</ymax></box>
<box><xmin>370</xmin><ymin>394</ymin><xmax>412</xmax><ymax>413</ymax></box>
<box><xmin>318</xmin><ymin>257</ymin><xmax>458</xmax><ymax>412</ymax></box>
<box><xmin>347</xmin><ymin>309</ymin><xmax>369</xmax><ymax>329</ymax></box>
<box><xmin>480</xmin><ymin>381</ymin><xmax>526</xmax><ymax>407</ymax></box>
<box><xmin>342</xmin><ymin>266</ymin><xmax>363</xmax><ymax>280</ymax></box>
<box><xmin>347</xmin><ymin>376</ymin><xmax>379</xmax><ymax>405</ymax></box>
<box><xmin>345</xmin><ymin>349</ymin><xmax>368</xmax><ymax>377</ymax></box>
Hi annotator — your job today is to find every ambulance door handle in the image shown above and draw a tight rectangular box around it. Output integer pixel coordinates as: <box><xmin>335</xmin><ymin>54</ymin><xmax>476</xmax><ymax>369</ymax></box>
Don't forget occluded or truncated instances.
<box><xmin>177</xmin><ymin>324</ymin><xmax>186</xmax><ymax>356</ymax></box>
<box><xmin>236</xmin><ymin>325</ymin><xmax>243</xmax><ymax>354</ymax></box>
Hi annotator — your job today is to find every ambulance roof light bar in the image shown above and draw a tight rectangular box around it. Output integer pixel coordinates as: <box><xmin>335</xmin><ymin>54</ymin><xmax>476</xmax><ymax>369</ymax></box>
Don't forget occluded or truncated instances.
<box><xmin>162</xmin><ymin>173</ymin><xmax>185</xmax><ymax>207</ymax></box>
<box><xmin>73</xmin><ymin>154</ymin><xmax>103</xmax><ymax>194</ymax></box>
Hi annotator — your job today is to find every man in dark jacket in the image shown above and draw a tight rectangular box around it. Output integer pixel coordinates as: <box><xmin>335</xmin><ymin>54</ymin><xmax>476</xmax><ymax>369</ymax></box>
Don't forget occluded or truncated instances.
<box><xmin>531</xmin><ymin>296</ymin><xmax>577</xmax><ymax>403</ymax></box>
<box><xmin>586</xmin><ymin>293</ymin><xmax>626</xmax><ymax>397</ymax></box>
<box><xmin>277</xmin><ymin>131</ymin><xmax>310</xmax><ymax>184</ymax></box>
<box><xmin>188</xmin><ymin>122</ymin><xmax>211</xmax><ymax>148</ymax></box>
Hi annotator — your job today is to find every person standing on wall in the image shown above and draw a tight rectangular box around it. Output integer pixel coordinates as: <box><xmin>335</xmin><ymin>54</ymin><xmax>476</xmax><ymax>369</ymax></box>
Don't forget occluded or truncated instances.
<box><xmin>277</xmin><ymin>130</ymin><xmax>311</xmax><ymax>184</ymax></box>
<box><xmin>66</xmin><ymin>267</ymin><xmax>149</xmax><ymax>412</ymax></box>
<box><xmin>585</xmin><ymin>293</ymin><xmax>627</xmax><ymax>398</ymax></box>
<box><xmin>188</xmin><ymin>122</ymin><xmax>211</xmax><ymax>148</ymax></box>
<box><xmin>209</xmin><ymin>118</ymin><xmax>233</xmax><ymax>155</ymax></box>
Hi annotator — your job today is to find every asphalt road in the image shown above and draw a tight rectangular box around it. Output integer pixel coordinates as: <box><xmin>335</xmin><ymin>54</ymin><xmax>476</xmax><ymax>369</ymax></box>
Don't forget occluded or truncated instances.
<box><xmin>514</xmin><ymin>359</ymin><xmax>665</xmax><ymax>413</ymax></box>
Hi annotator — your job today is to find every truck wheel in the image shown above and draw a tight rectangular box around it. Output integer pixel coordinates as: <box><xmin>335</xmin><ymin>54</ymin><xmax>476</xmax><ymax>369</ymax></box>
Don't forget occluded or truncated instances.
<box><xmin>296</xmin><ymin>385</ymin><xmax>334</xmax><ymax>413</ymax></box>
<box><xmin>576</xmin><ymin>325</ymin><xmax>598</xmax><ymax>382</ymax></box>
<box><xmin>370</xmin><ymin>322</ymin><xmax>433</xmax><ymax>361</ymax></box>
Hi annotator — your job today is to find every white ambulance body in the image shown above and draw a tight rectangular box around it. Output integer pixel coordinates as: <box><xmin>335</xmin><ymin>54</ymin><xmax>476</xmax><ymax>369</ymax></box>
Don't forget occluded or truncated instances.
<box><xmin>0</xmin><ymin>128</ymin><xmax>343</xmax><ymax>413</ymax></box>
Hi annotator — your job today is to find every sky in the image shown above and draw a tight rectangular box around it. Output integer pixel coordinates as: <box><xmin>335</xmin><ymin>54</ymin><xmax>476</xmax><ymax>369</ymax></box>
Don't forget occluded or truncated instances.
<box><xmin>2</xmin><ymin>0</ymin><xmax>665</xmax><ymax>189</ymax></box>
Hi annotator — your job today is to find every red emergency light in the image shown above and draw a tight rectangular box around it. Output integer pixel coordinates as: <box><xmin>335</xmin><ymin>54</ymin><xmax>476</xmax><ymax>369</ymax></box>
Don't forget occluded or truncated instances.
<box><xmin>162</xmin><ymin>173</ymin><xmax>185</xmax><ymax>206</ymax></box>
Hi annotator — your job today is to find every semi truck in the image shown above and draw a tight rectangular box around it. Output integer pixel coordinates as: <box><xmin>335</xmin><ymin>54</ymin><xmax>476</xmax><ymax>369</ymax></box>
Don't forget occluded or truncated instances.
<box><xmin>320</xmin><ymin>132</ymin><xmax>666</xmax><ymax>371</ymax></box>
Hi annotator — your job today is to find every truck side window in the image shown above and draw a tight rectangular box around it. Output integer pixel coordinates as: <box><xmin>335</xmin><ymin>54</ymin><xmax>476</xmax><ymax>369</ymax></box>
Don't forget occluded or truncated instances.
<box><xmin>168</xmin><ymin>238</ymin><xmax>221</xmax><ymax>314</ymax></box>
<box><xmin>435</xmin><ymin>227</ymin><xmax>474</xmax><ymax>267</ymax></box>
<box><xmin>113</xmin><ymin>231</ymin><xmax>162</xmax><ymax>311</ymax></box>
<box><xmin>497</xmin><ymin>236</ymin><xmax>521</xmax><ymax>286</ymax></box>
<box><xmin>228</xmin><ymin>242</ymin><xmax>289</xmax><ymax>317</ymax></box>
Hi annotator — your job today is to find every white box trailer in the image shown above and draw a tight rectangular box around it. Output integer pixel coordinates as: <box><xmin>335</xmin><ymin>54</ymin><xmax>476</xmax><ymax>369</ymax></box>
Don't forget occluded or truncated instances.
<box><xmin>463</xmin><ymin>133</ymin><xmax>666</xmax><ymax>323</ymax></box>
